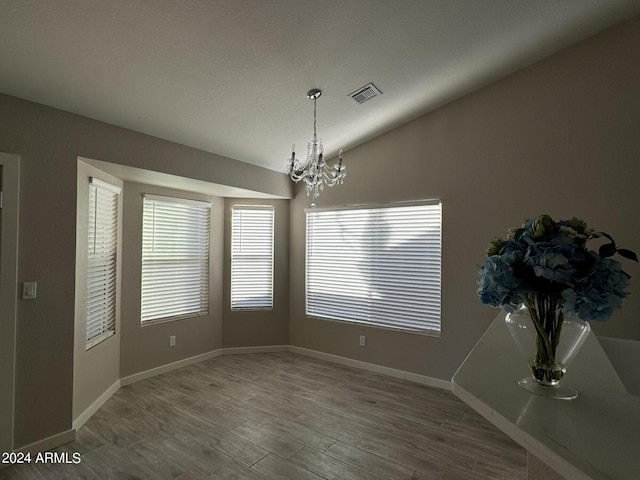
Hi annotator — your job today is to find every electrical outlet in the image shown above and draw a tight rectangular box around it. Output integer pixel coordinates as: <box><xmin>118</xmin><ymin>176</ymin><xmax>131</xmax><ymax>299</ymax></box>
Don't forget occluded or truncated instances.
<box><xmin>169</xmin><ymin>335</ymin><xmax>176</xmax><ymax>347</ymax></box>
<box><xmin>359</xmin><ymin>335</ymin><xmax>366</xmax><ymax>347</ymax></box>
<box><xmin>22</xmin><ymin>282</ymin><xmax>37</xmax><ymax>300</ymax></box>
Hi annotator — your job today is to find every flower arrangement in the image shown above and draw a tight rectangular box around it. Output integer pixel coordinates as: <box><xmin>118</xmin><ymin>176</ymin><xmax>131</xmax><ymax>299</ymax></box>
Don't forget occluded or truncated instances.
<box><xmin>478</xmin><ymin>214</ymin><xmax>637</xmax><ymax>320</ymax></box>
<box><xmin>477</xmin><ymin>214</ymin><xmax>637</xmax><ymax>388</ymax></box>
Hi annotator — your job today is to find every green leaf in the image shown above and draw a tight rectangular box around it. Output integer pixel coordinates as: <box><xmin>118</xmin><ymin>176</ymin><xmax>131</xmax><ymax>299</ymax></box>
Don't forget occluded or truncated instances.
<box><xmin>600</xmin><ymin>232</ymin><xmax>616</xmax><ymax>246</ymax></box>
<box><xmin>617</xmin><ymin>248</ymin><xmax>639</xmax><ymax>262</ymax></box>
<box><xmin>599</xmin><ymin>243</ymin><xmax>617</xmax><ymax>258</ymax></box>
<box><xmin>514</xmin><ymin>228</ymin><xmax>525</xmax><ymax>240</ymax></box>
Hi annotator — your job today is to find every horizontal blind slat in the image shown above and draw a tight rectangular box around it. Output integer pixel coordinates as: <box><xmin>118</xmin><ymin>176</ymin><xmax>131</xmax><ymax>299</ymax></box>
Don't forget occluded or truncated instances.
<box><xmin>231</xmin><ymin>206</ymin><xmax>274</xmax><ymax>310</ymax></box>
<box><xmin>141</xmin><ymin>196</ymin><xmax>210</xmax><ymax>323</ymax></box>
<box><xmin>86</xmin><ymin>182</ymin><xmax>119</xmax><ymax>346</ymax></box>
<box><xmin>306</xmin><ymin>202</ymin><xmax>442</xmax><ymax>334</ymax></box>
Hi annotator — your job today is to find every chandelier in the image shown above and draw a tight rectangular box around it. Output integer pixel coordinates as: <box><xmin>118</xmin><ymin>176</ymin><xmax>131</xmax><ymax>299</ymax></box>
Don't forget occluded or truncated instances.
<box><xmin>286</xmin><ymin>89</ymin><xmax>346</xmax><ymax>206</ymax></box>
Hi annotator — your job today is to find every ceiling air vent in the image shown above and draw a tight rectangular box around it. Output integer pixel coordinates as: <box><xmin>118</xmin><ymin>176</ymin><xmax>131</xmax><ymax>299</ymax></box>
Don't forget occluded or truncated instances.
<box><xmin>348</xmin><ymin>83</ymin><xmax>382</xmax><ymax>105</ymax></box>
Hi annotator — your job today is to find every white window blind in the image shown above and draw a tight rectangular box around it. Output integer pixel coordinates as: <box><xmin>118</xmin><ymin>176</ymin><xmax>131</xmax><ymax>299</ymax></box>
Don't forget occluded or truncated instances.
<box><xmin>86</xmin><ymin>177</ymin><xmax>121</xmax><ymax>349</ymax></box>
<box><xmin>141</xmin><ymin>194</ymin><xmax>211</xmax><ymax>324</ymax></box>
<box><xmin>231</xmin><ymin>206</ymin><xmax>274</xmax><ymax>310</ymax></box>
<box><xmin>306</xmin><ymin>201</ymin><xmax>442</xmax><ymax>334</ymax></box>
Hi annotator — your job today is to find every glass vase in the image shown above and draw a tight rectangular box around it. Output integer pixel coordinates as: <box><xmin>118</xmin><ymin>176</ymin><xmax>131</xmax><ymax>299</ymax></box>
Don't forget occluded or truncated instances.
<box><xmin>505</xmin><ymin>303</ymin><xmax>590</xmax><ymax>400</ymax></box>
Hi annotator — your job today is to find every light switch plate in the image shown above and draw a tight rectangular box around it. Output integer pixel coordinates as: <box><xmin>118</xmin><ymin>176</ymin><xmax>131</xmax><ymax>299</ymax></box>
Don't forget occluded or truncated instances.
<box><xmin>22</xmin><ymin>282</ymin><xmax>37</xmax><ymax>300</ymax></box>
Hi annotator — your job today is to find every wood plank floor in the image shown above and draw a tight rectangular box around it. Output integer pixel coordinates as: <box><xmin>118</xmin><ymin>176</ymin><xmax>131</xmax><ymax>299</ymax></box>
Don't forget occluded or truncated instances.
<box><xmin>2</xmin><ymin>352</ymin><xmax>527</xmax><ymax>479</ymax></box>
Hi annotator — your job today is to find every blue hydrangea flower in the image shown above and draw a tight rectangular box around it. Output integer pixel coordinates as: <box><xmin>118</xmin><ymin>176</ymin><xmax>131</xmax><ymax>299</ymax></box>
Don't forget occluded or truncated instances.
<box><xmin>477</xmin><ymin>252</ymin><xmax>524</xmax><ymax>312</ymax></box>
<box><xmin>522</xmin><ymin>239</ymin><xmax>579</xmax><ymax>284</ymax></box>
<box><xmin>562</xmin><ymin>253</ymin><xmax>630</xmax><ymax>321</ymax></box>
<box><xmin>478</xmin><ymin>214</ymin><xmax>635</xmax><ymax>321</ymax></box>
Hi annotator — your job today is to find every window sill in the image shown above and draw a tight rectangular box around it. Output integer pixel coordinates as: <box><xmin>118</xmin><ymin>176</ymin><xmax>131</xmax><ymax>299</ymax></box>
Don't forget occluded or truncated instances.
<box><xmin>306</xmin><ymin>314</ymin><xmax>441</xmax><ymax>338</ymax></box>
<box><xmin>86</xmin><ymin>329</ymin><xmax>115</xmax><ymax>350</ymax></box>
<box><xmin>141</xmin><ymin>311</ymin><xmax>208</xmax><ymax>327</ymax></box>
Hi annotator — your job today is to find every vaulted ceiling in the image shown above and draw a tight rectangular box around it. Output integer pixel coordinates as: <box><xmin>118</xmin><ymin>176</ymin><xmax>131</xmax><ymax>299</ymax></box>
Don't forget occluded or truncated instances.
<box><xmin>1</xmin><ymin>1</ymin><xmax>639</xmax><ymax>173</ymax></box>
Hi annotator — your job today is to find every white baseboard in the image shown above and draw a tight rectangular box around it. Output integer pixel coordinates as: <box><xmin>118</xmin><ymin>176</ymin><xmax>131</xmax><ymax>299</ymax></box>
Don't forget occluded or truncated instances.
<box><xmin>404</xmin><ymin>371</ymin><xmax>452</xmax><ymax>390</ymax></box>
<box><xmin>288</xmin><ymin>345</ymin><xmax>451</xmax><ymax>390</ymax></box>
<box><xmin>120</xmin><ymin>349</ymin><xmax>223</xmax><ymax>387</ymax></box>
<box><xmin>35</xmin><ymin>344</ymin><xmax>448</xmax><ymax>455</ymax></box>
<box><xmin>73</xmin><ymin>379</ymin><xmax>121</xmax><ymax>431</ymax></box>
<box><xmin>16</xmin><ymin>429</ymin><xmax>75</xmax><ymax>454</ymax></box>
<box><xmin>222</xmin><ymin>345</ymin><xmax>290</xmax><ymax>355</ymax></box>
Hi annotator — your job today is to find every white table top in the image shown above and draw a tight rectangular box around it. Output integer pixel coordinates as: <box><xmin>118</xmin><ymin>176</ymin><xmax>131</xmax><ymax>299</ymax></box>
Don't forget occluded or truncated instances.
<box><xmin>451</xmin><ymin>312</ymin><xmax>640</xmax><ymax>480</ymax></box>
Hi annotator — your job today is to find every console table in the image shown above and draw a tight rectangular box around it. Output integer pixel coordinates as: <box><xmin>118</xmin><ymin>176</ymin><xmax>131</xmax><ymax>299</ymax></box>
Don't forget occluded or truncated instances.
<box><xmin>451</xmin><ymin>312</ymin><xmax>640</xmax><ymax>479</ymax></box>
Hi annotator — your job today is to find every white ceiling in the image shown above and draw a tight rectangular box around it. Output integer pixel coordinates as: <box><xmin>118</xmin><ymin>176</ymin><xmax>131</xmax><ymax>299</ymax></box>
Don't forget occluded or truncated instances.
<box><xmin>1</xmin><ymin>0</ymin><xmax>639</xmax><ymax>174</ymax></box>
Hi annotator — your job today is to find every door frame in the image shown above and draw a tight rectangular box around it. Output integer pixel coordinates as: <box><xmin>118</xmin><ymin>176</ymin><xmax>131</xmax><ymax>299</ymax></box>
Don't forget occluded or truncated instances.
<box><xmin>0</xmin><ymin>152</ymin><xmax>20</xmax><ymax>455</ymax></box>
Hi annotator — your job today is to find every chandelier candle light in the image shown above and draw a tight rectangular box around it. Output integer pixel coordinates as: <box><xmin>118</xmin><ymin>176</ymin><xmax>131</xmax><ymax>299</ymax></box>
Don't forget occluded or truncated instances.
<box><xmin>286</xmin><ymin>89</ymin><xmax>346</xmax><ymax>206</ymax></box>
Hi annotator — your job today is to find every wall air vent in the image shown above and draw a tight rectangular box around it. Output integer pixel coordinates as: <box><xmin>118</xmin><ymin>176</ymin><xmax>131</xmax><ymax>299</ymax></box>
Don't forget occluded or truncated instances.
<box><xmin>348</xmin><ymin>83</ymin><xmax>382</xmax><ymax>105</ymax></box>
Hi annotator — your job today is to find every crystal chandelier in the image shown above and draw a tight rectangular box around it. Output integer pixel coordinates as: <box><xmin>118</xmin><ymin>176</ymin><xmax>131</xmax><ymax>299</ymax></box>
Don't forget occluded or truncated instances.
<box><xmin>286</xmin><ymin>89</ymin><xmax>346</xmax><ymax>206</ymax></box>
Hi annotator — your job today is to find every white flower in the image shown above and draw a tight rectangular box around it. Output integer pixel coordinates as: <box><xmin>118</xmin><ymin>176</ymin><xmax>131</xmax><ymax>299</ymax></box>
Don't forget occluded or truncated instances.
<box><xmin>559</xmin><ymin>226</ymin><xmax>578</xmax><ymax>236</ymax></box>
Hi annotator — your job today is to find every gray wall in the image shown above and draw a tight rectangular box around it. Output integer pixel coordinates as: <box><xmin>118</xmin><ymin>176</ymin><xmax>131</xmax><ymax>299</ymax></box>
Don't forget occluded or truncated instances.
<box><xmin>119</xmin><ymin>182</ymin><xmax>224</xmax><ymax>378</ymax></box>
<box><xmin>222</xmin><ymin>198</ymin><xmax>290</xmax><ymax>348</ymax></box>
<box><xmin>1</xmin><ymin>13</ymin><xmax>639</xmax><ymax>450</ymax></box>
<box><xmin>599</xmin><ymin>337</ymin><xmax>640</xmax><ymax>396</ymax></box>
<box><xmin>0</xmin><ymin>93</ymin><xmax>289</xmax><ymax>448</ymax></box>
<box><xmin>289</xmin><ymin>16</ymin><xmax>640</xmax><ymax>381</ymax></box>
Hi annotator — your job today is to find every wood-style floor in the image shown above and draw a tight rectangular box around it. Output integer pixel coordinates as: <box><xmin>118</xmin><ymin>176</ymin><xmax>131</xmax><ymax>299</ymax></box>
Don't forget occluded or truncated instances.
<box><xmin>2</xmin><ymin>352</ymin><xmax>527</xmax><ymax>480</ymax></box>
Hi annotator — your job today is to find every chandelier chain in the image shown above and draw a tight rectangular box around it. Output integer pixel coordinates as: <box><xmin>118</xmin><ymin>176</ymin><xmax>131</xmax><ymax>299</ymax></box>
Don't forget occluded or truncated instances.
<box><xmin>313</xmin><ymin>97</ymin><xmax>317</xmax><ymax>139</ymax></box>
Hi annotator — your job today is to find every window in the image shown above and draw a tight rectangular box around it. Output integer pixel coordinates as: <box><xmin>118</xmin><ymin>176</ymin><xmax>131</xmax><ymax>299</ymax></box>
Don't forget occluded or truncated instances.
<box><xmin>141</xmin><ymin>194</ymin><xmax>211</xmax><ymax>324</ymax></box>
<box><xmin>306</xmin><ymin>201</ymin><xmax>442</xmax><ymax>334</ymax></box>
<box><xmin>86</xmin><ymin>177</ymin><xmax>121</xmax><ymax>349</ymax></box>
<box><xmin>231</xmin><ymin>205</ymin><xmax>274</xmax><ymax>310</ymax></box>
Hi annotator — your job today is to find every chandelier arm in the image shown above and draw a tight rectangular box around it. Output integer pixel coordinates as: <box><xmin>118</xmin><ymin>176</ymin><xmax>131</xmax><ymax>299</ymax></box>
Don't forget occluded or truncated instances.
<box><xmin>290</xmin><ymin>169</ymin><xmax>308</xmax><ymax>183</ymax></box>
<box><xmin>323</xmin><ymin>169</ymin><xmax>344</xmax><ymax>186</ymax></box>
